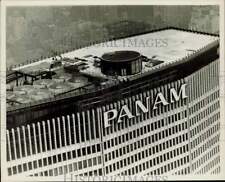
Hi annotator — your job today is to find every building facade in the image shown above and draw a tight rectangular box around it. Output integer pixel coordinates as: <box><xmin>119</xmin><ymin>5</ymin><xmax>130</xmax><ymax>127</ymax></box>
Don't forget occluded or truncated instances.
<box><xmin>6</xmin><ymin>28</ymin><xmax>220</xmax><ymax>177</ymax></box>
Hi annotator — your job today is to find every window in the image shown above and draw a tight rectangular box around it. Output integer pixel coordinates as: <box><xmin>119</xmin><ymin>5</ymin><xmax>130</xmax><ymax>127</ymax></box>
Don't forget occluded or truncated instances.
<box><xmin>144</xmin><ymin>126</ymin><xmax>147</xmax><ymax>134</ymax></box>
<box><xmin>32</xmin><ymin>161</ymin><xmax>38</xmax><ymax>169</ymax></box>
<box><xmin>83</xmin><ymin>160</ymin><xmax>87</xmax><ymax>168</ymax></box>
<box><xmin>43</xmin><ymin>158</ymin><xmax>47</xmax><ymax>166</ymax></box>
<box><xmin>126</xmin><ymin>133</ymin><xmax>129</xmax><ymax>141</ymax></box>
<box><xmin>59</xmin><ymin>167</ymin><xmax>63</xmax><ymax>175</ymax></box>
<box><xmin>119</xmin><ymin>136</ymin><xmax>122</xmax><ymax>144</ymax></box>
<box><xmin>18</xmin><ymin>165</ymin><xmax>22</xmax><ymax>173</ymax></box>
<box><xmin>135</xmin><ymin>154</ymin><xmax>138</xmax><ymax>161</ymax></box>
<box><xmin>133</xmin><ymin>130</ymin><xmax>136</xmax><ymax>138</ymax></box>
<box><xmin>77</xmin><ymin>149</ymin><xmax>81</xmax><ymax>157</ymax></box>
<box><xmin>73</xmin><ymin>163</ymin><xmax>77</xmax><ymax>171</ymax></box>
<box><xmin>49</xmin><ymin>169</ymin><xmax>53</xmax><ymax>176</ymax></box>
<box><xmin>107</xmin><ymin>140</ymin><xmax>110</xmax><ymax>148</ymax></box>
<box><xmin>69</xmin><ymin>164</ymin><xmax>73</xmax><ymax>172</ymax></box>
<box><xmin>78</xmin><ymin>161</ymin><xmax>82</xmax><ymax>170</ymax></box>
<box><xmin>88</xmin><ymin>159</ymin><xmax>92</xmax><ymax>167</ymax></box>
<box><xmin>131</xmin><ymin>156</ymin><xmax>134</xmax><ymax>163</ymax></box>
<box><xmin>99</xmin><ymin>168</ymin><xmax>103</xmax><ymax>176</ymax></box>
<box><xmin>159</xmin><ymin>132</ymin><xmax>162</xmax><ymax>140</ymax></box>
<box><xmin>82</xmin><ymin>148</ymin><xmax>86</xmax><ymax>155</ymax></box>
<box><xmin>113</xmin><ymin>163</ymin><xmax>116</xmax><ymax>171</ymax></box>
<box><xmin>115</xmin><ymin>138</ymin><xmax>118</xmax><ymax>145</ymax></box>
<box><xmin>123</xmin><ymin>147</ymin><xmax>126</xmax><ymax>154</ymax></box>
<box><xmin>128</xmin><ymin>157</ymin><xmax>130</xmax><ymax>165</ymax></box>
<box><xmin>137</xmin><ymin>129</ymin><xmax>140</xmax><ymax>137</ymax></box>
<box><xmin>108</xmin><ymin>153</ymin><xmax>111</xmax><ymax>161</ymax></box>
<box><xmin>93</xmin><ymin>158</ymin><xmax>97</xmax><ymax>166</ymax></box>
<box><xmin>156</xmin><ymin>157</ymin><xmax>159</xmax><ymax>164</ymax></box>
<box><xmin>97</xmin><ymin>144</ymin><xmax>101</xmax><ymax>152</ymax></box>
<box><xmin>63</xmin><ymin>153</ymin><xmax>67</xmax><ymax>161</ymax></box>
<box><xmin>140</xmin><ymin>127</ymin><xmax>143</xmax><ymax>135</ymax></box>
<box><xmin>92</xmin><ymin>145</ymin><xmax>96</xmax><ymax>153</ymax></box>
<box><xmin>120</xmin><ymin>160</ymin><xmax>123</xmax><ymax>168</ymax></box>
<box><xmin>147</xmin><ymin>125</ymin><xmax>150</xmax><ymax>132</ymax></box>
<box><xmin>87</xmin><ymin>147</ymin><xmax>91</xmax><ymax>155</ymax></box>
<box><xmin>141</xmin><ymin>139</ymin><xmax>144</xmax><ymax>147</ymax></box>
<box><xmin>111</xmin><ymin>139</ymin><xmax>114</xmax><ymax>147</ymax></box>
<box><xmin>8</xmin><ymin>168</ymin><xmax>12</xmax><ymax>176</ymax></box>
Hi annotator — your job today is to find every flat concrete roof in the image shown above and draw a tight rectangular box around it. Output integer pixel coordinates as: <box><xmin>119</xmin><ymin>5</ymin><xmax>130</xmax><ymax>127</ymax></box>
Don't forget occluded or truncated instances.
<box><xmin>8</xmin><ymin>28</ymin><xmax>219</xmax><ymax>107</ymax></box>
<box><xmin>63</xmin><ymin>29</ymin><xmax>218</xmax><ymax>63</ymax></box>
<box><xmin>13</xmin><ymin>28</ymin><xmax>218</xmax><ymax>74</ymax></box>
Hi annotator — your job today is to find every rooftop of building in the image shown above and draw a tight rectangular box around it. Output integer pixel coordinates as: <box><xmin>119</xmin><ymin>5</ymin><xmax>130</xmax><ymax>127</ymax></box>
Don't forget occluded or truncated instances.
<box><xmin>7</xmin><ymin>27</ymin><xmax>219</xmax><ymax>109</ymax></box>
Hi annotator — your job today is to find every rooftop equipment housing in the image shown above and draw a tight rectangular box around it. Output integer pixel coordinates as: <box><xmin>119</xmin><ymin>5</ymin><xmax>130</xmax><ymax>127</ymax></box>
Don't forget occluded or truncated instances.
<box><xmin>101</xmin><ymin>50</ymin><xmax>142</xmax><ymax>76</ymax></box>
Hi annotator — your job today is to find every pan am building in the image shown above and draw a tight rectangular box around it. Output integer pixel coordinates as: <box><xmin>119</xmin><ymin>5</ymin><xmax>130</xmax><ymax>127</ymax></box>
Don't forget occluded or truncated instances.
<box><xmin>6</xmin><ymin>27</ymin><xmax>220</xmax><ymax>177</ymax></box>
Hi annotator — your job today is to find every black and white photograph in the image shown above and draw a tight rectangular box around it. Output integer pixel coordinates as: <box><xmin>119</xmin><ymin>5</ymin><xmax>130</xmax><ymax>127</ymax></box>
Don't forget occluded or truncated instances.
<box><xmin>0</xmin><ymin>0</ymin><xmax>224</xmax><ymax>181</ymax></box>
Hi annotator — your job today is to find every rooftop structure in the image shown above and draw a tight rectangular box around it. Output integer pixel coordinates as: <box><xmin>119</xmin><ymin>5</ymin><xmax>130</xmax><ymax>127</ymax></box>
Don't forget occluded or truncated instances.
<box><xmin>7</xmin><ymin>28</ymin><xmax>219</xmax><ymax>109</ymax></box>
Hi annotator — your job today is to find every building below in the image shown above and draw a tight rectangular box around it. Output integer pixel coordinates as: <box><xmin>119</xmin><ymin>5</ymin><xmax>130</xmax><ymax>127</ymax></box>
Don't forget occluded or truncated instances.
<box><xmin>6</xmin><ymin>27</ymin><xmax>220</xmax><ymax>177</ymax></box>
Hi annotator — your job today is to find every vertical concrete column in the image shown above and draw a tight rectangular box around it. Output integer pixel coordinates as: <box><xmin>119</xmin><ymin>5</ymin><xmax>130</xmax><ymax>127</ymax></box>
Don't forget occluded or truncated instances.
<box><xmin>6</xmin><ymin>130</ymin><xmax>12</xmax><ymax>161</ymax></box>
<box><xmin>17</xmin><ymin>127</ymin><xmax>22</xmax><ymax>158</ymax></box>
<box><xmin>32</xmin><ymin>123</ymin><xmax>38</xmax><ymax>154</ymax></box>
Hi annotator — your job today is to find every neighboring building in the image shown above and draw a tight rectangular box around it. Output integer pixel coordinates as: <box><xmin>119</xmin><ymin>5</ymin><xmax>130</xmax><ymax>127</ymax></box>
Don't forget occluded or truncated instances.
<box><xmin>6</xmin><ymin>27</ymin><xmax>220</xmax><ymax>177</ymax></box>
<box><xmin>103</xmin><ymin>20</ymin><xmax>152</xmax><ymax>39</ymax></box>
<box><xmin>189</xmin><ymin>6</ymin><xmax>219</xmax><ymax>34</ymax></box>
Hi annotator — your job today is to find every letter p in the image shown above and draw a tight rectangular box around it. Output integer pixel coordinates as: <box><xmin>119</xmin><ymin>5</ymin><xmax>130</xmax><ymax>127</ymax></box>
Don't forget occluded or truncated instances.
<box><xmin>104</xmin><ymin>109</ymin><xmax>117</xmax><ymax>128</ymax></box>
